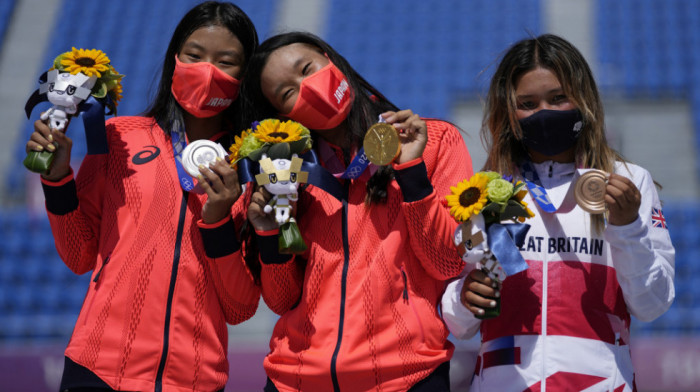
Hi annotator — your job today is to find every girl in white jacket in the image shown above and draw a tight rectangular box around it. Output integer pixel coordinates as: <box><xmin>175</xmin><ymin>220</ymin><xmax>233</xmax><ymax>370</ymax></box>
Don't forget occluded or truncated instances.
<box><xmin>441</xmin><ymin>34</ymin><xmax>675</xmax><ymax>392</ymax></box>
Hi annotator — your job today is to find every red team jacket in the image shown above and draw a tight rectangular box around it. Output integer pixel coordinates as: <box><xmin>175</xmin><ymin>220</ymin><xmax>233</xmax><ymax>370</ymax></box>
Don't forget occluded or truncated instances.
<box><xmin>41</xmin><ymin>116</ymin><xmax>260</xmax><ymax>392</ymax></box>
<box><xmin>257</xmin><ymin>119</ymin><xmax>473</xmax><ymax>391</ymax></box>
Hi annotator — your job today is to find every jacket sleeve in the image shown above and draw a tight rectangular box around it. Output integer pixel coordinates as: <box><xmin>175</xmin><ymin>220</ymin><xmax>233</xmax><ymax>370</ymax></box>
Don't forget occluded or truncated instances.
<box><xmin>198</xmin><ymin>212</ymin><xmax>261</xmax><ymax>325</ymax></box>
<box><xmin>42</xmin><ymin>151</ymin><xmax>107</xmax><ymax>275</ymax></box>
<box><xmin>394</xmin><ymin>121</ymin><xmax>473</xmax><ymax>280</ymax></box>
<box><xmin>256</xmin><ymin>229</ymin><xmax>305</xmax><ymax>315</ymax></box>
<box><xmin>441</xmin><ymin>271</ymin><xmax>482</xmax><ymax>339</ymax></box>
<box><xmin>605</xmin><ymin>165</ymin><xmax>675</xmax><ymax>322</ymax></box>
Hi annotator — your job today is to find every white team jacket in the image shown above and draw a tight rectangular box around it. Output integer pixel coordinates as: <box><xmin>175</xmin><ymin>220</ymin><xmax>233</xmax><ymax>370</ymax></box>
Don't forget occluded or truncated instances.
<box><xmin>441</xmin><ymin>160</ymin><xmax>675</xmax><ymax>392</ymax></box>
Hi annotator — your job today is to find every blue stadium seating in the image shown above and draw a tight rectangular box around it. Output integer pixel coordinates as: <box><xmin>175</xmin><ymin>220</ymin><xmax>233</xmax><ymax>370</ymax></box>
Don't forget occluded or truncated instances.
<box><xmin>0</xmin><ymin>1</ymin><xmax>15</xmax><ymax>52</ymax></box>
<box><xmin>325</xmin><ymin>0</ymin><xmax>541</xmax><ymax>120</ymax></box>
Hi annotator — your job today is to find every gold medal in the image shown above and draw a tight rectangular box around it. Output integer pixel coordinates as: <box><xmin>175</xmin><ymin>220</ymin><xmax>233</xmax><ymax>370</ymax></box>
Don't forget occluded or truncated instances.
<box><xmin>574</xmin><ymin>169</ymin><xmax>608</xmax><ymax>214</ymax></box>
<box><xmin>363</xmin><ymin>123</ymin><xmax>401</xmax><ymax>166</ymax></box>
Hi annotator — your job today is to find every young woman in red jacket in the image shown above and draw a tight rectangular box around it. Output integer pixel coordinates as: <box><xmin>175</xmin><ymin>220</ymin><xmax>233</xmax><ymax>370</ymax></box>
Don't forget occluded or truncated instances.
<box><xmin>240</xmin><ymin>32</ymin><xmax>473</xmax><ymax>392</ymax></box>
<box><xmin>25</xmin><ymin>2</ymin><xmax>260</xmax><ymax>391</ymax></box>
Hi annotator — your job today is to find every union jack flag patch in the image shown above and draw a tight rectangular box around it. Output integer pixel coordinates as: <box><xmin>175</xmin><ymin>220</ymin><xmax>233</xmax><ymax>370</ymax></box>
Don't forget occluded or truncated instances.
<box><xmin>651</xmin><ymin>207</ymin><xmax>667</xmax><ymax>229</ymax></box>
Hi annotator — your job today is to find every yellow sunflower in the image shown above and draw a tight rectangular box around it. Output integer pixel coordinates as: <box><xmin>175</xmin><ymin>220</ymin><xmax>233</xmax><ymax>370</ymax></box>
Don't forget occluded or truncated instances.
<box><xmin>60</xmin><ymin>47</ymin><xmax>111</xmax><ymax>77</ymax></box>
<box><xmin>110</xmin><ymin>83</ymin><xmax>123</xmax><ymax>104</ymax></box>
<box><xmin>254</xmin><ymin>119</ymin><xmax>305</xmax><ymax>143</ymax></box>
<box><xmin>517</xmin><ymin>200</ymin><xmax>536</xmax><ymax>222</ymax></box>
<box><xmin>445</xmin><ymin>172</ymin><xmax>490</xmax><ymax>221</ymax></box>
<box><xmin>228</xmin><ymin>129</ymin><xmax>252</xmax><ymax>167</ymax></box>
<box><xmin>513</xmin><ymin>181</ymin><xmax>527</xmax><ymax>201</ymax></box>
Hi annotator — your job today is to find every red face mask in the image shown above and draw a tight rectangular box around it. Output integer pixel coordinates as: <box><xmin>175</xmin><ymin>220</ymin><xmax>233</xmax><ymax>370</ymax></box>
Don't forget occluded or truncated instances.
<box><xmin>284</xmin><ymin>58</ymin><xmax>353</xmax><ymax>130</ymax></box>
<box><xmin>171</xmin><ymin>55</ymin><xmax>241</xmax><ymax>118</ymax></box>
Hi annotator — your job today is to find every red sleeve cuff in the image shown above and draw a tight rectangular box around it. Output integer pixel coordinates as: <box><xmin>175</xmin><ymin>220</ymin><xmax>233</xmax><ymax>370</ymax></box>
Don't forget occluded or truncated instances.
<box><xmin>392</xmin><ymin>157</ymin><xmax>423</xmax><ymax>171</ymax></box>
<box><xmin>197</xmin><ymin>215</ymin><xmax>232</xmax><ymax>229</ymax></box>
<box><xmin>255</xmin><ymin>227</ymin><xmax>280</xmax><ymax>236</ymax></box>
<box><xmin>40</xmin><ymin>170</ymin><xmax>75</xmax><ymax>186</ymax></box>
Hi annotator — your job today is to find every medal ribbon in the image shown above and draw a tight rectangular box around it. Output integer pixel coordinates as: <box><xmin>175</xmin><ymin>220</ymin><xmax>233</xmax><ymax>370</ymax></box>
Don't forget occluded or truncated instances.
<box><xmin>170</xmin><ymin>121</ymin><xmax>205</xmax><ymax>193</ymax></box>
<box><xmin>333</xmin><ymin>114</ymin><xmax>388</xmax><ymax>179</ymax></box>
<box><xmin>519</xmin><ymin>161</ymin><xmax>557</xmax><ymax>212</ymax></box>
<box><xmin>519</xmin><ymin>161</ymin><xmax>597</xmax><ymax>214</ymax></box>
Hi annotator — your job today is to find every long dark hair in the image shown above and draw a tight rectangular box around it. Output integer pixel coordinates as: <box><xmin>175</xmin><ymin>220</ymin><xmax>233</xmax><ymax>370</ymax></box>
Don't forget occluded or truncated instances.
<box><xmin>483</xmin><ymin>33</ymin><xmax>631</xmax><ymax>233</ymax></box>
<box><xmin>145</xmin><ymin>1</ymin><xmax>259</xmax><ymax>133</ymax></box>
<box><xmin>482</xmin><ymin>33</ymin><xmax>622</xmax><ymax>175</ymax></box>
<box><xmin>240</xmin><ymin>32</ymin><xmax>399</xmax><ymax>204</ymax></box>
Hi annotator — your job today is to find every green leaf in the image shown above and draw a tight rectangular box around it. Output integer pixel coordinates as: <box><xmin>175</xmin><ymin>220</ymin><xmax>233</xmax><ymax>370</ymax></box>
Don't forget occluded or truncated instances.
<box><xmin>481</xmin><ymin>202</ymin><xmax>503</xmax><ymax>214</ymax></box>
<box><xmin>267</xmin><ymin>143</ymin><xmax>291</xmax><ymax>160</ymax></box>
<box><xmin>92</xmin><ymin>82</ymin><xmax>108</xmax><ymax>98</ymax></box>
<box><xmin>247</xmin><ymin>146</ymin><xmax>269</xmax><ymax>162</ymax></box>
<box><xmin>288</xmin><ymin>137</ymin><xmax>311</xmax><ymax>155</ymax></box>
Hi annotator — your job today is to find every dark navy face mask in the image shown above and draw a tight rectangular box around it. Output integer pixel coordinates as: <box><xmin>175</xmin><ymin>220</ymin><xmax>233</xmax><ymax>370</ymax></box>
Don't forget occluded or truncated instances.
<box><xmin>518</xmin><ymin>109</ymin><xmax>583</xmax><ymax>156</ymax></box>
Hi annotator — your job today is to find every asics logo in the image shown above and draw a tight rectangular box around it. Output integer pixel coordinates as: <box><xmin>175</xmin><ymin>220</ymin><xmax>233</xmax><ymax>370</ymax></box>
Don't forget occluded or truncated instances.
<box><xmin>132</xmin><ymin>145</ymin><xmax>160</xmax><ymax>165</ymax></box>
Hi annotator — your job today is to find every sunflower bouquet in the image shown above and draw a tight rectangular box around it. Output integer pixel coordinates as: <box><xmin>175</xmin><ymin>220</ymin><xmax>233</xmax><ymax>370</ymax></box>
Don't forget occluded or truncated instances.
<box><xmin>24</xmin><ymin>47</ymin><xmax>124</xmax><ymax>173</ymax></box>
<box><xmin>231</xmin><ymin>119</ymin><xmax>313</xmax><ymax>254</ymax></box>
<box><xmin>446</xmin><ymin>171</ymin><xmax>534</xmax><ymax>318</ymax></box>
<box><xmin>446</xmin><ymin>171</ymin><xmax>534</xmax><ymax>226</ymax></box>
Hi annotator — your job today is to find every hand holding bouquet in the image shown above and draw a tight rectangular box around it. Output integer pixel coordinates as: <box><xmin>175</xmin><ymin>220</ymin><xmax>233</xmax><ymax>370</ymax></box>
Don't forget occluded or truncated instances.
<box><xmin>24</xmin><ymin>47</ymin><xmax>123</xmax><ymax>173</ymax></box>
<box><xmin>230</xmin><ymin>119</ymin><xmax>312</xmax><ymax>254</ymax></box>
<box><xmin>446</xmin><ymin>171</ymin><xmax>534</xmax><ymax>318</ymax></box>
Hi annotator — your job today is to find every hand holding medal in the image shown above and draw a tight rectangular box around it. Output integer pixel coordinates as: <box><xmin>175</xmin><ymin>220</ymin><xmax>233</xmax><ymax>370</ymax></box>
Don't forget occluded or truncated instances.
<box><xmin>363</xmin><ymin>110</ymin><xmax>427</xmax><ymax>166</ymax></box>
<box><xmin>574</xmin><ymin>169</ymin><xmax>608</xmax><ymax>214</ymax></box>
<box><xmin>573</xmin><ymin>169</ymin><xmax>641</xmax><ymax>226</ymax></box>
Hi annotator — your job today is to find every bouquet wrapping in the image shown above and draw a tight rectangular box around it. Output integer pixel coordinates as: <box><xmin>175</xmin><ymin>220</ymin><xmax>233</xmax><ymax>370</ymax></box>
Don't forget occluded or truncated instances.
<box><xmin>446</xmin><ymin>171</ymin><xmax>535</xmax><ymax>318</ymax></box>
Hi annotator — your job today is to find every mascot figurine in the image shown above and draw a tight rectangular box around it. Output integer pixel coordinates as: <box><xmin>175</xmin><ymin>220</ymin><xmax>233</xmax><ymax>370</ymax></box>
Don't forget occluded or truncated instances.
<box><xmin>24</xmin><ymin>47</ymin><xmax>123</xmax><ymax>173</ymax></box>
<box><xmin>230</xmin><ymin>119</ymin><xmax>313</xmax><ymax>254</ymax></box>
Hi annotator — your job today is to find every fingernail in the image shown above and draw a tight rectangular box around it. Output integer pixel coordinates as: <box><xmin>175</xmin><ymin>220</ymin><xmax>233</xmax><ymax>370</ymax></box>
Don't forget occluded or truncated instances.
<box><xmin>47</xmin><ymin>134</ymin><xmax>53</xmax><ymax>142</ymax></box>
<box><xmin>46</xmin><ymin>144</ymin><xmax>56</xmax><ymax>152</ymax></box>
<box><xmin>477</xmin><ymin>308</ymin><xmax>485</xmax><ymax>315</ymax></box>
<box><xmin>34</xmin><ymin>145</ymin><xmax>44</xmax><ymax>152</ymax></box>
<box><xmin>494</xmin><ymin>290</ymin><xmax>500</xmax><ymax>298</ymax></box>
<box><xmin>215</xmin><ymin>157</ymin><xmax>223</xmax><ymax>162</ymax></box>
<box><xmin>492</xmin><ymin>282</ymin><xmax>498</xmax><ymax>288</ymax></box>
<box><xmin>489</xmin><ymin>300</ymin><xmax>497</xmax><ymax>307</ymax></box>
<box><xmin>198</xmin><ymin>164</ymin><xmax>206</xmax><ymax>170</ymax></box>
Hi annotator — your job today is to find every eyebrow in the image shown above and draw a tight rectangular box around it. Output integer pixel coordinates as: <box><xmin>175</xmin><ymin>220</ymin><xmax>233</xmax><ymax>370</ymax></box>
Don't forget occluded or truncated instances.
<box><xmin>273</xmin><ymin>57</ymin><xmax>307</xmax><ymax>98</ymax></box>
<box><xmin>516</xmin><ymin>87</ymin><xmax>565</xmax><ymax>99</ymax></box>
<box><xmin>182</xmin><ymin>42</ymin><xmax>241</xmax><ymax>59</ymax></box>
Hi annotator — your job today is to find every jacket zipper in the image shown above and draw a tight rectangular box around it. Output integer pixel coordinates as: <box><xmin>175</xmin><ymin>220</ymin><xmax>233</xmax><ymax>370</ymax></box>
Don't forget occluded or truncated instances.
<box><xmin>330</xmin><ymin>181</ymin><xmax>350</xmax><ymax>392</ymax></box>
<box><xmin>401</xmin><ymin>268</ymin><xmax>409</xmax><ymax>301</ymax></box>
<box><xmin>401</xmin><ymin>266</ymin><xmax>426</xmax><ymax>341</ymax></box>
<box><xmin>92</xmin><ymin>255</ymin><xmax>110</xmax><ymax>283</ymax></box>
<box><xmin>83</xmin><ymin>255</ymin><xmax>111</xmax><ymax>325</ymax></box>
<box><xmin>155</xmin><ymin>191</ymin><xmax>189</xmax><ymax>392</ymax></box>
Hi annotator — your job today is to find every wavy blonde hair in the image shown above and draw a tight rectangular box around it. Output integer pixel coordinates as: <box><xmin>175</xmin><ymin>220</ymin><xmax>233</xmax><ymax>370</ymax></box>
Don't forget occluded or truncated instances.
<box><xmin>481</xmin><ymin>34</ymin><xmax>627</xmax><ymax>231</ymax></box>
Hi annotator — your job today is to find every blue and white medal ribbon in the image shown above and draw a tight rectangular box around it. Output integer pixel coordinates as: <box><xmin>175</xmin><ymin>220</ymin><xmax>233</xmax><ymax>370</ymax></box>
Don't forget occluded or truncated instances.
<box><xmin>519</xmin><ymin>161</ymin><xmax>557</xmax><ymax>213</ymax></box>
<box><xmin>520</xmin><ymin>161</ymin><xmax>596</xmax><ymax>214</ymax></box>
<box><xmin>171</xmin><ymin>124</ymin><xmax>200</xmax><ymax>193</ymax></box>
<box><xmin>338</xmin><ymin>114</ymin><xmax>391</xmax><ymax>179</ymax></box>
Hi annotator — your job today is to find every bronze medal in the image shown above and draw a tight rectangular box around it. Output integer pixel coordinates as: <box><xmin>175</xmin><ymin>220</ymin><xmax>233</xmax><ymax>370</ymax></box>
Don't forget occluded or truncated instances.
<box><xmin>574</xmin><ymin>169</ymin><xmax>608</xmax><ymax>214</ymax></box>
<box><xmin>363</xmin><ymin>123</ymin><xmax>401</xmax><ymax>166</ymax></box>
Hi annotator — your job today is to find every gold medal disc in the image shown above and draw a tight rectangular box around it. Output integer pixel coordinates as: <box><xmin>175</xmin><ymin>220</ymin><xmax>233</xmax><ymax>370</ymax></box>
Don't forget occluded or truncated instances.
<box><xmin>574</xmin><ymin>169</ymin><xmax>608</xmax><ymax>214</ymax></box>
<box><xmin>363</xmin><ymin>123</ymin><xmax>401</xmax><ymax>166</ymax></box>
